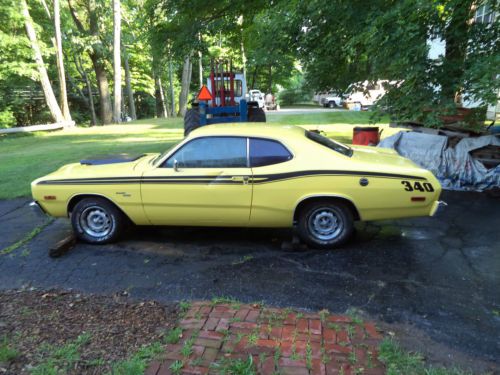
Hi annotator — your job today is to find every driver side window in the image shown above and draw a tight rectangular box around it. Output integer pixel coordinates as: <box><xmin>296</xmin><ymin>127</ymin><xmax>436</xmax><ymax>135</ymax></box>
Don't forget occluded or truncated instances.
<box><xmin>163</xmin><ymin>137</ymin><xmax>247</xmax><ymax>168</ymax></box>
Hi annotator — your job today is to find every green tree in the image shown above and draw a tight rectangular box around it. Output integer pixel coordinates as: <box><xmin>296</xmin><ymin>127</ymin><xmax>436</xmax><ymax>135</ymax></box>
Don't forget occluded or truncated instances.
<box><xmin>292</xmin><ymin>0</ymin><xmax>500</xmax><ymax>126</ymax></box>
<box><xmin>68</xmin><ymin>0</ymin><xmax>114</xmax><ymax>124</ymax></box>
<box><xmin>21</xmin><ymin>0</ymin><xmax>65</xmax><ymax>123</ymax></box>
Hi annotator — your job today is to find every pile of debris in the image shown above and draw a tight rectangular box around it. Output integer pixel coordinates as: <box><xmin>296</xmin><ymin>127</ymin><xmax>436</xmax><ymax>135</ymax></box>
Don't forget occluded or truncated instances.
<box><xmin>380</xmin><ymin>122</ymin><xmax>499</xmax><ymax>192</ymax></box>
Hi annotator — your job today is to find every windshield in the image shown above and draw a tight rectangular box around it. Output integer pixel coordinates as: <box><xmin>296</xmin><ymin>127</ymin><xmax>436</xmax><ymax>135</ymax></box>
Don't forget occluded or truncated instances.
<box><xmin>305</xmin><ymin>130</ymin><xmax>353</xmax><ymax>157</ymax></box>
<box><xmin>153</xmin><ymin>142</ymin><xmax>180</xmax><ymax>166</ymax></box>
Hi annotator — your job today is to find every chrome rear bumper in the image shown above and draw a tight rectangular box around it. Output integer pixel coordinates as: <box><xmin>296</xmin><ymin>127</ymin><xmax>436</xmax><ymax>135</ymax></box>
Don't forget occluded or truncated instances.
<box><xmin>430</xmin><ymin>200</ymin><xmax>447</xmax><ymax>216</ymax></box>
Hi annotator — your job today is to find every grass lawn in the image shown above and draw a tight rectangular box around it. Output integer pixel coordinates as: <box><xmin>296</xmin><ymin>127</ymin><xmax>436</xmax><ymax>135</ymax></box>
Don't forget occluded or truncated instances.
<box><xmin>0</xmin><ymin>111</ymin><xmax>399</xmax><ymax>200</ymax></box>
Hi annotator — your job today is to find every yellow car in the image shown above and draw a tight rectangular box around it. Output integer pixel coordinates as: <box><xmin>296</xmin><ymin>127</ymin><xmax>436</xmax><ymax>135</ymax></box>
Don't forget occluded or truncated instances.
<box><xmin>31</xmin><ymin>124</ymin><xmax>443</xmax><ymax>249</ymax></box>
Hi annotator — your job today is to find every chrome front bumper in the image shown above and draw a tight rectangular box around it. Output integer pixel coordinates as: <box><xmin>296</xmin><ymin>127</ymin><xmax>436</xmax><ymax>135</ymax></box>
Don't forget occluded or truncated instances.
<box><xmin>29</xmin><ymin>201</ymin><xmax>47</xmax><ymax>217</ymax></box>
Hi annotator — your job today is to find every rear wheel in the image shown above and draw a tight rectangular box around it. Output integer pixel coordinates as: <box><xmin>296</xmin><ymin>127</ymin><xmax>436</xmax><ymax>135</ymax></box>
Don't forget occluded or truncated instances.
<box><xmin>184</xmin><ymin>108</ymin><xmax>200</xmax><ymax>136</ymax></box>
<box><xmin>328</xmin><ymin>101</ymin><xmax>336</xmax><ymax>108</ymax></box>
<box><xmin>297</xmin><ymin>201</ymin><xmax>354</xmax><ymax>249</ymax></box>
<box><xmin>248</xmin><ymin>107</ymin><xmax>266</xmax><ymax>122</ymax></box>
<box><xmin>71</xmin><ymin>197</ymin><xmax>126</xmax><ymax>244</ymax></box>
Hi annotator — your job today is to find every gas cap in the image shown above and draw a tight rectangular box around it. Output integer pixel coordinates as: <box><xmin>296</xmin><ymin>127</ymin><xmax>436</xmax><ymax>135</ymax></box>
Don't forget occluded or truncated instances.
<box><xmin>360</xmin><ymin>178</ymin><xmax>369</xmax><ymax>187</ymax></box>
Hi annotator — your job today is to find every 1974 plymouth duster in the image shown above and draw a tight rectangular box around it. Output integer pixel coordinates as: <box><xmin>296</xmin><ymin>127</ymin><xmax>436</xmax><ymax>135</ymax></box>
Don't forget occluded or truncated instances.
<box><xmin>31</xmin><ymin>124</ymin><xmax>443</xmax><ymax>249</ymax></box>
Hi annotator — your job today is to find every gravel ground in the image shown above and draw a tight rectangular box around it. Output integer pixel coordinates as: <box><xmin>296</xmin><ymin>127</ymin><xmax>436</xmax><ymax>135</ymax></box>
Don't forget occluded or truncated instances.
<box><xmin>0</xmin><ymin>290</ymin><xmax>178</xmax><ymax>374</ymax></box>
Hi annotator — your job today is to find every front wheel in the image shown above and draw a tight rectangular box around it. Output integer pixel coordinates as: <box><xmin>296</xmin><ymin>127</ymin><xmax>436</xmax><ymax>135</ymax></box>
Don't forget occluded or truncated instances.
<box><xmin>297</xmin><ymin>201</ymin><xmax>354</xmax><ymax>249</ymax></box>
<box><xmin>71</xmin><ymin>197</ymin><xmax>126</xmax><ymax>244</ymax></box>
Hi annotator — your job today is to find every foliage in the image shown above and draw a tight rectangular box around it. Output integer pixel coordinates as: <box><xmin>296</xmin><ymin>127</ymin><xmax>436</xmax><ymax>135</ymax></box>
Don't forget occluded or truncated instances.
<box><xmin>108</xmin><ymin>342</ymin><xmax>164</xmax><ymax>375</ymax></box>
<box><xmin>378</xmin><ymin>339</ymin><xmax>473</xmax><ymax>375</ymax></box>
<box><xmin>210</xmin><ymin>355</ymin><xmax>256</xmax><ymax>375</ymax></box>
<box><xmin>0</xmin><ymin>108</ymin><xmax>16</xmax><ymax>129</ymax></box>
<box><xmin>292</xmin><ymin>0</ymin><xmax>500</xmax><ymax>127</ymax></box>
<box><xmin>277</xmin><ymin>71</ymin><xmax>313</xmax><ymax>105</ymax></box>
<box><xmin>164</xmin><ymin>327</ymin><xmax>183</xmax><ymax>344</ymax></box>
<box><xmin>0</xmin><ymin>219</ymin><xmax>53</xmax><ymax>255</ymax></box>
<box><xmin>1</xmin><ymin>0</ymin><xmax>497</xmax><ymax>127</ymax></box>
<box><xmin>31</xmin><ymin>333</ymin><xmax>91</xmax><ymax>375</ymax></box>
<box><xmin>0</xmin><ymin>336</ymin><xmax>19</xmax><ymax>363</ymax></box>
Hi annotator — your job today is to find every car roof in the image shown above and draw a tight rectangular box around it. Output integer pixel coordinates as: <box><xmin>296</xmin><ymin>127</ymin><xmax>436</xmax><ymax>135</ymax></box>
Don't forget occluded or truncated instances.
<box><xmin>189</xmin><ymin>123</ymin><xmax>305</xmax><ymax>139</ymax></box>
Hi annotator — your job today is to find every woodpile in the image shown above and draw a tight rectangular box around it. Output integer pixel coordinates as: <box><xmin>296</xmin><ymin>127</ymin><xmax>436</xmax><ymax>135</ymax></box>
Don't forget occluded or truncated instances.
<box><xmin>391</xmin><ymin>121</ymin><xmax>499</xmax><ymax>169</ymax></box>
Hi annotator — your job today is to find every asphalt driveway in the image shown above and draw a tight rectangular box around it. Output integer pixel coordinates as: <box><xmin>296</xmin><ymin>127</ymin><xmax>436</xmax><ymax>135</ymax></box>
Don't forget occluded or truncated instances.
<box><xmin>0</xmin><ymin>191</ymin><xmax>498</xmax><ymax>371</ymax></box>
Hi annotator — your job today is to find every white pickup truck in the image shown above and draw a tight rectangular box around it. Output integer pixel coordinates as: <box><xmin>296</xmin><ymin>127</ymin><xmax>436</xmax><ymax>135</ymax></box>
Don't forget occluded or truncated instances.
<box><xmin>344</xmin><ymin>81</ymin><xmax>388</xmax><ymax>108</ymax></box>
<box><xmin>314</xmin><ymin>91</ymin><xmax>343</xmax><ymax>108</ymax></box>
<box><xmin>247</xmin><ymin>89</ymin><xmax>265</xmax><ymax>108</ymax></box>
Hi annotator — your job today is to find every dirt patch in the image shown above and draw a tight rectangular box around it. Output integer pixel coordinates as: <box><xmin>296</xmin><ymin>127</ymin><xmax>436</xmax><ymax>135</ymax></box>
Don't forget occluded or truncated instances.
<box><xmin>0</xmin><ymin>289</ymin><xmax>178</xmax><ymax>374</ymax></box>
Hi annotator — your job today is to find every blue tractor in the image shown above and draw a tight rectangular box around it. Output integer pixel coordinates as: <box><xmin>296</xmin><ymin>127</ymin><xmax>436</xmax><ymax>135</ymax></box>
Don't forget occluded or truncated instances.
<box><xmin>184</xmin><ymin>60</ymin><xmax>266</xmax><ymax>136</ymax></box>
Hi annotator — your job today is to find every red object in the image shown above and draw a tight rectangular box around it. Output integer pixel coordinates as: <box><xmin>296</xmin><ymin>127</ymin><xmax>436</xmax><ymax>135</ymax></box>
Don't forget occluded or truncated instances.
<box><xmin>210</xmin><ymin>62</ymin><xmax>216</xmax><ymax>107</ymax></box>
<box><xmin>229</xmin><ymin>60</ymin><xmax>235</xmax><ymax>106</ymax></box>
<box><xmin>197</xmin><ymin>85</ymin><xmax>212</xmax><ymax>101</ymax></box>
<box><xmin>219</xmin><ymin>61</ymin><xmax>225</xmax><ymax>107</ymax></box>
<box><xmin>411</xmin><ymin>197</ymin><xmax>426</xmax><ymax>202</ymax></box>
<box><xmin>352</xmin><ymin>127</ymin><xmax>380</xmax><ymax>146</ymax></box>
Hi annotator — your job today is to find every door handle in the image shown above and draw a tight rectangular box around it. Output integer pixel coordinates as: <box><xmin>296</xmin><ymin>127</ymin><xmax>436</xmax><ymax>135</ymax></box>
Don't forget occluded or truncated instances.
<box><xmin>231</xmin><ymin>176</ymin><xmax>250</xmax><ymax>184</ymax></box>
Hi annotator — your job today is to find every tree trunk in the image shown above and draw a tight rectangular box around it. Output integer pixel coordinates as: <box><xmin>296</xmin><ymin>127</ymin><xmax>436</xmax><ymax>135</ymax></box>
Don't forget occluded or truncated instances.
<box><xmin>267</xmin><ymin>65</ymin><xmax>273</xmax><ymax>93</ymax></box>
<box><xmin>163</xmin><ymin>83</ymin><xmax>170</xmax><ymax>116</ymax></box>
<box><xmin>441</xmin><ymin>1</ymin><xmax>474</xmax><ymax>106</ymax></box>
<box><xmin>177</xmin><ymin>55</ymin><xmax>192</xmax><ymax>117</ymax></box>
<box><xmin>112</xmin><ymin>0</ymin><xmax>121</xmax><ymax>123</ymax></box>
<box><xmin>123</xmin><ymin>48</ymin><xmax>136</xmax><ymax>120</ymax></box>
<box><xmin>74</xmin><ymin>55</ymin><xmax>98</xmax><ymax>126</ymax></box>
<box><xmin>53</xmin><ymin>0</ymin><xmax>72</xmax><ymax>124</ymax></box>
<box><xmin>89</xmin><ymin>53</ymin><xmax>113</xmax><ymax>124</ymax></box>
<box><xmin>66</xmin><ymin>56</ymin><xmax>97</xmax><ymax>126</ymax></box>
<box><xmin>198</xmin><ymin>50</ymin><xmax>203</xmax><ymax>88</ymax></box>
<box><xmin>21</xmin><ymin>0</ymin><xmax>65</xmax><ymax>124</ymax></box>
<box><xmin>154</xmin><ymin>72</ymin><xmax>168</xmax><ymax>118</ymax></box>
<box><xmin>241</xmin><ymin>30</ymin><xmax>247</xmax><ymax>84</ymax></box>
<box><xmin>198</xmin><ymin>33</ymin><xmax>203</xmax><ymax>88</ymax></box>
<box><xmin>169</xmin><ymin>56</ymin><xmax>175</xmax><ymax>117</ymax></box>
<box><xmin>67</xmin><ymin>0</ymin><xmax>112</xmax><ymax>124</ymax></box>
<box><xmin>251</xmin><ymin>66</ymin><xmax>258</xmax><ymax>90</ymax></box>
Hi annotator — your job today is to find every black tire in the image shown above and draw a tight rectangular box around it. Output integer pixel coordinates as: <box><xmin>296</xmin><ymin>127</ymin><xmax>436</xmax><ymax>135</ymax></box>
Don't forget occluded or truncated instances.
<box><xmin>328</xmin><ymin>101</ymin><xmax>336</xmax><ymax>108</ymax></box>
<box><xmin>248</xmin><ymin>107</ymin><xmax>266</xmax><ymax>122</ymax></box>
<box><xmin>297</xmin><ymin>201</ymin><xmax>354</xmax><ymax>249</ymax></box>
<box><xmin>184</xmin><ymin>108</ymin><xmax>200</xmax><ymax>136</ymax></box>
<box><xmin>71</xmin><ymin>197</ymin><xmax>126</xmax><ymax>244</ymax></box>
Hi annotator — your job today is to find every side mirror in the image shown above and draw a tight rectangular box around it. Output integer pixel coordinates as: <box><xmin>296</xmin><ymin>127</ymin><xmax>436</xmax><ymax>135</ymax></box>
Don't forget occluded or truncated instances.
<box><xmin>173</xmin><ymin>159</ymin><xmax>179</xmax><ymax>172</ymax></box>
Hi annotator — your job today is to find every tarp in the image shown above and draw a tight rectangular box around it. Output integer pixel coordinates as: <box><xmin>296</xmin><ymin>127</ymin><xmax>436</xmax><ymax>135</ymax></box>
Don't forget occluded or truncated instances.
<box><xmin>378</xmin><ymin>131</ymin><xmax>500</xmax><ymax>191</ymax></box>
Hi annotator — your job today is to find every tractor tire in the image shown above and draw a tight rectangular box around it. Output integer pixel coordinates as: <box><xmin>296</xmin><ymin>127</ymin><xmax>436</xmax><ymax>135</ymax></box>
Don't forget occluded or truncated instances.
<box><xmin>248</xmin><ymin>107</ymin><xmax>266</xmax><ymax>122</ymax></box>
<box><xmin>184</xmin><ymin>108</ymin><xmax>201</xmax><ymax>136</ymax></box>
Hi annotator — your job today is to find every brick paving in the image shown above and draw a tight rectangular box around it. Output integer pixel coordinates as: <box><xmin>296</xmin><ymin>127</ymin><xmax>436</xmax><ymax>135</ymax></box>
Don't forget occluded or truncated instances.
<box><xmin>146</xmin><ymin>301</ymin><xmax>385</xmax><ymax>375</ymax></box>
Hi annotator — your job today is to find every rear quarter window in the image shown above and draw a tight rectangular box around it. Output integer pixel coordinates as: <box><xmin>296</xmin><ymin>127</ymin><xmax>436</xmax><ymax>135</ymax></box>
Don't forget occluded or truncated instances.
<box><xmin>249</xmin><ymin>138</ymin><xmax>293</xmax><ymax>167</ymax></box>
<box><xmin>305</xmin><ymin>130</ymin><xmax>353</xmax><ymax>157</ymax></box>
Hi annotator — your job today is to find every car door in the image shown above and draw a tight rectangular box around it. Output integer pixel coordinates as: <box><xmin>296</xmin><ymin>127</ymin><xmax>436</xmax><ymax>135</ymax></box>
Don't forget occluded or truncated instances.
<box><xmin>248</xmin><ymin>137</ymin><xmax>295</xmax><ymax>227</ymax></box>
<box><xmin>141</xmin><ymin>136</ymin><xmax>252</xmax><ymax>226</ymax></box>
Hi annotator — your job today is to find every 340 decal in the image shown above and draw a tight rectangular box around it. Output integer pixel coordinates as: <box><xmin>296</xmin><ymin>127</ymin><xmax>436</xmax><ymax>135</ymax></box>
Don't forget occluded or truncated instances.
<box><xmin>401</xmin><ymin>181</ymin><xmax>434</xmax><ymax>192</ymax></box>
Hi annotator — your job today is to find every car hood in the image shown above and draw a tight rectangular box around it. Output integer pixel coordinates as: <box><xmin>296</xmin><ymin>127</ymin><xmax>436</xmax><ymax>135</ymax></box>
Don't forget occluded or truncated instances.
<box><xmin>79</xmin><ymin>153</ymin><xmax>145</xmax><ymax>166</ymax></box>
<box><xmin>32</xmin><ymin>154</ymin><xmax>158</xmax><ymax>184</ymax></box>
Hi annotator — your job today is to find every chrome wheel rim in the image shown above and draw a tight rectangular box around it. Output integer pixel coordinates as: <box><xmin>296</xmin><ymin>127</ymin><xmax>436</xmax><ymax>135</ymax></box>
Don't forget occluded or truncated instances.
<box><xmin>79</xmin><ymin>206</ymin><xmax>113</xmax><ymax>238</ymax></box>
<box><xmin>308</xmin><ymin>208</ymin><xmax>343</xmax><ymax>241</ymax></box>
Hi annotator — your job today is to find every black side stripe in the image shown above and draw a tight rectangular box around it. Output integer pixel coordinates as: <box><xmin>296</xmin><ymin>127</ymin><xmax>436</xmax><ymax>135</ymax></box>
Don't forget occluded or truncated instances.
<box><xmin>37</xmin><ymin>170</ymin><xmax>426</xmax><ymax>185</ymax></box>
